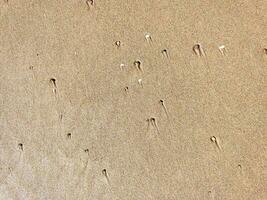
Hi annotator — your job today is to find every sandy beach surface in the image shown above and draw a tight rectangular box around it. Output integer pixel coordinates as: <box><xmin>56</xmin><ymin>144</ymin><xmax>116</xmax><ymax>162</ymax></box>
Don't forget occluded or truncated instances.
<box><xmin>0</xmin><ymin>0</ymin><xmax>266</xmax><ymax>199</ymax></box>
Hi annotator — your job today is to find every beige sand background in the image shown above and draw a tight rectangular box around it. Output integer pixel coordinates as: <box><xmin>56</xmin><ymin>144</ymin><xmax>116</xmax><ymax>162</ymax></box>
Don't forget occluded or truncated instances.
<box><xmin>0</xmin><ymin>0</ymin><xmax>266</xmax><ymax>199</ymax></box>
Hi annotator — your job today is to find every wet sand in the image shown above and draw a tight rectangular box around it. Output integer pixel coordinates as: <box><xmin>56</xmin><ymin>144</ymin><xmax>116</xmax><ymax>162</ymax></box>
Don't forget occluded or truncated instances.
<box><xmin>0</xmin><ymin>0</ymin><xmax>266</xmax><ymax>199</ymax></box>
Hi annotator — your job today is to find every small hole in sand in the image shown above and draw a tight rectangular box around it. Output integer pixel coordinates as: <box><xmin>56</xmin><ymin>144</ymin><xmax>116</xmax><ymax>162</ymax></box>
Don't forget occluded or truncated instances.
<box><xmin>134</xmin><ymin>60</ymin><xmax>142</xmax><ymax>71</ymax></box>
<box><xmin>86</xmin><ymin>0</ymin><xmax>94</xmax><ymax>9</ymax></box>
<box><xmin>18</xmin><ymin>143</ymin><xmax>23</xmax><ymax>151</ymax></box>
<box><xmin>193</xmin><ymin>43</ymin><xmax>205</xmax><ymax>56</ymax></box>
<box><xmin>124</xmin><ymin>86</ymin><xmax>129</xmax><ymax>93</ymax></box>
<box><xmin>50</xmin><ymin>78</ymin><xmax>57</xmax><ymax>87</ymax></box>
<box><xmin>102</xmin><ymin>169</ymin><xmax>107</xmax><ymax>176</ymax></box>
<box><xmin>161</xmin><ymin>49</ymin><xmax>168</xmax><ymax>57</ymax></box>
<box><xmin>115</xmin><ymin>41</ymin><xmax>121</xmax><ymax>48</ymax></box>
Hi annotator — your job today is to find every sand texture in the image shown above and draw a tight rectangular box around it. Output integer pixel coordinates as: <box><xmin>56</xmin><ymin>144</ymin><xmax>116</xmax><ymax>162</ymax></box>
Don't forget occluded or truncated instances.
<box><xmin>0</xmin><ymin>0</ymin><xmax>266</xmax><ymax>199</ymax></box>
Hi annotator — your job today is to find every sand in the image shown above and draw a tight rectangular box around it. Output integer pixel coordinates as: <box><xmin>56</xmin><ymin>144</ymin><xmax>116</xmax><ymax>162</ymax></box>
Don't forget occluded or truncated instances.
<box><xmin>0</xmin><ymin>0</ymin><xmax>266</xmax><ymax>199</ymax></box>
